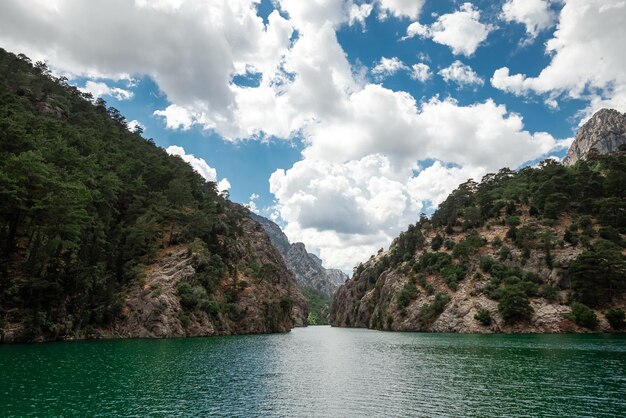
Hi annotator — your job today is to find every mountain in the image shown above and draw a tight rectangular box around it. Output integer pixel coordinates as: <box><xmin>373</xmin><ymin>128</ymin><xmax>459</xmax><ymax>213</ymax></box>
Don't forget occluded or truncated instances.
<box><xmin>331</xmin><ymin>115</ymin><xmax>626</xmax><ymax>333</ymax></box>
<box><xmin>563</xmin><ymin>109</ymin><xmax>626</xmax><ymax>165</ymax></box>
<box><xmin>249</xmin><ymin>213</ymin><xmax>348</xmax><ymax>324</ymax></box>
<box><xmin>0</xmin><ymin>49</ymin><xmax>307</xmax><ymax>343</ymax></box>
<box><xmin>250</xmin><ymin>213</ymin><xmax>348</xmax><ymax>297</ymax></box>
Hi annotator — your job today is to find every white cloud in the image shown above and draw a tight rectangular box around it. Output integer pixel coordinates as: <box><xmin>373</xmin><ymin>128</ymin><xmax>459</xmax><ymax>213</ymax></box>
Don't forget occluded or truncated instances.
<box><xmin>501</xmin><ymin>0</ymin><xmax>555</xmax><ymax>38</ymax></box>
<box><xmin>371</xmin><ymin>56</ymin><xmax>408</xmax><ymax>79</ymax></box>
<box><xmin>348</xmin><ymin>2</ymin><xmax>373</xmax><ymax>28</ymax></box>
<box><xmin>127</xmin><ymin>119</ymin><xmax>145</xmax><ymax>132</ymax></box>
<box><xmin>270</xmin><ymin>89</ymin><xmax>569</xmax><ymax>270</ymax></box>
<box><xmin>404</xmin><ymin>3</ymin><xmax>493</xmax><ymax>56</ymax></box>
<box><xmin>0</xmin><ymin>0</ymin><xmax>296</xmax><ymax>137</ymax></box>
<box><xmin>438</xmin><ymin>60</ymin><xmax>483</xmax><ymax>86</ymax></box>
<box><xmin>153</xmin><ymin>104</ymin><xmax>198</xmax><ymax>131</ymax></box>
<box><xmin>165</xmin><ymin>145</ymin><xmax>230</xmax><ymax>192</ymax></box>
<box><xmin>0</xmin><ymin>0</ymin><xmax>573</xmax><ymax>271</ymax></box>
<box><xmin>378</xmin><ymin>0</ymin><xmax>425</xmax><ymax>20</ymax></box>
<box><xmin>492</xmin><ymin>0</ymin><xmax>626</xmax><ymax>115</ymax></box>
<box><xmin>80</xmin><ymin>80</ymin><xmax>133</xmax><ymax>101</ymax></box>
<box><xmin>410</xmin><ymin>63</ymin><xmax>431</xmax><ymax>82</ymax></box>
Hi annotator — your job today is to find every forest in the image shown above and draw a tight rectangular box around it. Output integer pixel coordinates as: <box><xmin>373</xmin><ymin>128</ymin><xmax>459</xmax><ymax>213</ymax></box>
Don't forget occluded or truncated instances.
<box><xmin>0</xmin><ymin>49</ymin><xmax>249</xmax><ymax>339</ymax></box>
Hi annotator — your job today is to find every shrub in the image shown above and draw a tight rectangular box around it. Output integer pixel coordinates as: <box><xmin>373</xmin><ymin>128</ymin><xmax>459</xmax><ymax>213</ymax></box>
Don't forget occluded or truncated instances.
<box><xmin>444</xmin><ymin>239</ymin><xmax>455</xmax><ymax>250</ymax></box>
<box><xmin>474</xmin><ymin>308</ymin><xmax>491</xmax><ymax>325</ymax></box>
<box><xmin>605</xmin><ymin>308</ymin><xmax>625</xmax><ymax>330</ymax></box>
<box><xmin>425</xmin><ymin>284</ymin><xmax>435</xmax><ymax>295</ymax></box>
<box><xmin>417</xmin><ymin>273</ymin><xmax>427</xmax><ymax>288</ymax></box>
<box><xmin>565</xmin><ymin>302</ymin><xmax>598</xmax><ymax>329</ymax></box>
<box><xmin>431</xmin><ymin>234</ymin><xmax>444</xmax><ymax>251</ymax></box>
<box><xmin>418</xmin><ymin>293</ymin><xmax>450</xmax><ymax>327</ymax></box>
<box><xmin>397</xmin><ymin>280</ymin><xmax>419</xmax><ymax>310</ymax></box>
<box><xmin>498</xmin><ymin>285</ymin><xmax>534</xmax><ymax>324</ymax></box>
<box><xmin>540</xmin><ymin>284</ymin><xmax>559</xmax><ymax>302</ymax></box>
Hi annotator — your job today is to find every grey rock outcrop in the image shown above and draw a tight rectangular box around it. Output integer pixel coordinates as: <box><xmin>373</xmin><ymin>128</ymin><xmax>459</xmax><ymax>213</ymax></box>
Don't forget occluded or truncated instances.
<box><xmin>563</xmin><ymin>109</ymin><xmax>626</xmax><ymax>165</ymax></box>
<box><xmin>250</xmin><ymin>213</ymin><xmax>348</xmax><ymax>298</ymax></box>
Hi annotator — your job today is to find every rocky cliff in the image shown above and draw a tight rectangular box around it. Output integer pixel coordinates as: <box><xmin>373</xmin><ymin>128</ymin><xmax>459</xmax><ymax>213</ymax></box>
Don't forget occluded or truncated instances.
<box><xmin>0</xmin><ymin>49</ymin><xmax>307</xmax><ymax>343</ymax></box>
<box><xmin>105</xmin><ymin>213</ymin><xmax>307</xmax><ymax>340</ymax></box>
<box><xmin>250</xmin><ymin>213</ymin><xmax>347</xmax><ymax>298</ymax></box>
<box><xmin>563</xmin><ymin>109</ymin><xmax>626</xmax><ymax>165</ymax></box>
<box><xmin>331</xmin><ymin>145</ymin><xmax>626</xmax><ymax>333</ymax></box>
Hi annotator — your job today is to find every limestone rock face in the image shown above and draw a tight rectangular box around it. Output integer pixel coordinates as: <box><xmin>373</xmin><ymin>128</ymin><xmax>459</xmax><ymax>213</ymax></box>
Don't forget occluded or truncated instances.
<box><xmin>563</xmin><ymin>109</ymin><xmax>626</xmax><ymax>165</ymax></box>
<box><xmin>107</xmin><ymin>213</ymin><xmax>308</xmax><ymax>339</ymax></box>
<box><xmin>250</xmin><ymin>213</ymin><xmax>348</xmax><ymax>297</ymax></box>
<box><xmin>330</xmin><ymin>217</ymin><xmax>621</xmax><ymax>334</ymax></box>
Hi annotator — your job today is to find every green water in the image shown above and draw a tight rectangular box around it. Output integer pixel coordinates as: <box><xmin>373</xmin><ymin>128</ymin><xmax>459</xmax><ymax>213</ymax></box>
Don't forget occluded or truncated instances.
<box><xmin>1</xmin><ymin>327</ymin><xmax>625</xmax><ymax>417</ymax></box>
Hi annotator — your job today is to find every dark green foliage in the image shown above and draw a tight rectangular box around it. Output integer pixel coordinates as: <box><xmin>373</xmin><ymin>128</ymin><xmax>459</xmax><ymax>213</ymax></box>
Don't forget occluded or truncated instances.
<box><xmin>418</xmin><ymin>293</ymin><xmax>450</xmax><ymax>327</ymax></box>
<box><xmin>397</xmin><ymin>280</ymin><xmax>419</xmax><ymax>315</ymax></box>
<box><xmin>498</xmin><ymin>285</ymin><xmax>534</xmax><ymax>324</ymax></box>
<box><xmin>599</xmin><ymin>226</ymin><xmax>624</xmax><ymax>246</ymax></box>
<box><xmin>564</xmin><ymin>303</ymin><xmax>599</xmax><ymax>329</ymax></box>
<box><xmin>605</xmin><ymin>308</ymin><xmax>625</xmax><ymax>330</ymax></box>
<box><xmin>431</xmin><ymin>234</ymin><xmax>443</xmax><ymax>251</ymax></box>
<box><xmin>452</xmin><ymin>231</ymin><xmax>485</xmax><ymax>260</ymax></box>
<box><xmin>0</xmin><ymin>49</ymin><xmax>245</xmax><ymax>339</ymax></box>
<box><xmin>569</xmin><ymin>240</ymin><xmax>626</xmax><ymax>307</ymax></box>
<box><xmin>389</xmin><ymin>224</ymin><xmax>425</xmax><ymax>265</ymax></box>
<box><xmin>416</xmin><ymin>252</ymin><xmax>465</xmax><ymax>289</ymax></box>
<box><xmin>474</xmin><ymin>308</ymin><xmax>491</xmax><ymax>325</ymax></box>
<box><xmin>425</xmin><ymin>284</ymin><xmax>435</xmax><ymax>295</ymax></box>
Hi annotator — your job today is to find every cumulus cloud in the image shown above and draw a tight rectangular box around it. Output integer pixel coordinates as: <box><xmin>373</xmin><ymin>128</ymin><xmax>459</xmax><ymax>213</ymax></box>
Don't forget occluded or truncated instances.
<box><xmin>0</xmin><ymin>0</ymin><xmax>572</xmax><ymax>271</ymax></box>
<box><xmin>501</xmin><ymin>0</ymin><xmax>555</xmax><ymax>38</ymax></box>
<box><xmin>80</xmin><ymin>80</ymin><xmax>133</xmax><ymax>100</ymax></box>
<box><xmin>348</xmin><ymin>2</ymin><xmax>374</xmax><ymax>28</ymax></box>
<box><xmin>404</xmin><ymin>3</ymin><xmax>493</xmax><ymax>56</ymax></box>
<box><xmin>378</xmin><ymin>0</ymin><xmax>425</xmax><ymax>20</ymax></box>
<box><xmin>410</xmin><ymin>63</ymin><xmax>431</xmax><ymax>82</ymax></box>
<box><xmin>127</xmin><ymin>119</ymin><xmax>145</xmax><ymax>132</ymax></box>
<box><xmin>438</xmin><ymin>60</ymin><xmax>483</xmax><ymax>87</ymax></box>
<box><xmin>371</xmin><ymin>56</ymin><xmax>408</xmax><ymax>80</ymax></box>
<box><xmin>153</xmin><ymin>104</ymin><xmax>199</xmax><ymax>131</ymax></box>
<box><xmin>270</xmin><ymin>90</ymin><xmax>569</xmax><ymax>270</ymax></box>
<box><xmin>165</xmin><ymin>145</ymin><xmax>230</xmax><ymax>192</ymax></box>
<box><xmin>492</xmin><ymin>0</ymin><xmax>626</xmax><ymax>115</ymax></box>
<box><xmin>0</xmin><ymin>0</ymin><xmax>296</xmax><ymax>138</ymax></box>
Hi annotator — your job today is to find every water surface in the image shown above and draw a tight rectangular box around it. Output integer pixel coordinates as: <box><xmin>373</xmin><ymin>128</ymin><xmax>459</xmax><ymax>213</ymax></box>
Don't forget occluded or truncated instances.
<box><xmin>1</xmin><ymin>327</ymin><xmax>625</xmax><ymax>417</ymax></box>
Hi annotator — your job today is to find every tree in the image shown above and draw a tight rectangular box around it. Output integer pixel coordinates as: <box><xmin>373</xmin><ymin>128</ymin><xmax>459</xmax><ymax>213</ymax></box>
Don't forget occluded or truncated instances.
<box><xmin>498</xmin><ymin>285</ymin><xmax>534</xmax><ymax>323</ymax></box>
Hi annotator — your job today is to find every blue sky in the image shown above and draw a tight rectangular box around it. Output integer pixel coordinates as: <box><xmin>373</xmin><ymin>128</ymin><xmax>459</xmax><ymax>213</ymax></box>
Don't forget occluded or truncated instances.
<box><xmin>0</xmin><ymin>0</ymin><xmax>623</xmax><ymax>271</ymax></box>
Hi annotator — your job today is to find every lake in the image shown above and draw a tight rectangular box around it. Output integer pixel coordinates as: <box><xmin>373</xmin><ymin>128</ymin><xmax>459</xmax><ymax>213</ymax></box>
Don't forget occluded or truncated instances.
<box><xmin>1</xmin><ymin>326</ymin><xmax>625</xmax><ymax>417</ymax></box>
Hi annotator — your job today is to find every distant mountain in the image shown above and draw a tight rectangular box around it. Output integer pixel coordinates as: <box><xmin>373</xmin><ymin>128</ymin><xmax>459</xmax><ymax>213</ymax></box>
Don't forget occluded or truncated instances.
<box><xmin>563</xmin><ymin>109</ymin><xmax>626</xmax><ymax>165</ymax></box>
<box><xmin>332</xmin><ymin>115</ymin><xmax>626</xmax><ymax>333</ymax></box>
<box><xmin>0</xmin><ymin>49</ymin><xmax>307</xmax><ymax>343</ymax></box>
<box><xmin>250</xmin><ymin>213</ymin><xmax>348</xmax><ymax>298</ymax></box>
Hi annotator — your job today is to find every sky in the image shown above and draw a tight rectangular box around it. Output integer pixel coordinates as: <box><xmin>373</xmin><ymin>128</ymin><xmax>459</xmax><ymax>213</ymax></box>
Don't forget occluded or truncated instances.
<box><xmin>1</xmin><ymin>0</ymin><xmax>625</xmax><ymax>273</ymax></box>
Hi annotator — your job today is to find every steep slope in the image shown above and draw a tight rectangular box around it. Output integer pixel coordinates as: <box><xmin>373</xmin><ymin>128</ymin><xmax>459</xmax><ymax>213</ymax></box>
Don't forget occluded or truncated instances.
<box><xmin>0</xmin><ymin>49</ymin><xmax>306</xmax><ymax>343</ymax></box>
<box><xmin>331</xmin><ymin>129</ymin><xmax>626</xmax><ymax>333</ymax></box>
<box><xmin>563</xmin><ymin>109</ymin><xmax>626</xmax><ymax>165</ymax></box>
<box><xmin>249</xmin><ymin>213</ymin><xmax>347</xmax><ymax>297</ymax></box>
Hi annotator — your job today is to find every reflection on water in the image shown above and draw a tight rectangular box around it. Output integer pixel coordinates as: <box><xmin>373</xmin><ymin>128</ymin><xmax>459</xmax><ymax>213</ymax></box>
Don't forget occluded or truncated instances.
<box><xmin>1</xmin><ymin>327</ymin><xmax>625</xmax><ymax>417</ymax></box>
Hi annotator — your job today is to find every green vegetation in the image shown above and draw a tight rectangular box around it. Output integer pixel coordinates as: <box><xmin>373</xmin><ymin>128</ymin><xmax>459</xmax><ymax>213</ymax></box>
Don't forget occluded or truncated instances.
<box><xmin>418</xmin><ymin>293</ymin><xmax>450</xmax><ymax>328</ymax></box>
<box><xmin>0</xmin><ymin>49</ymin><xmax>260</xmax><ymax>339</ymax></box>
<box><xmin>302</xmin><ymin>287</ymin><xmax>331</xmax><ymax>325</ymax></box>
<box><xmin>474</xmin><ymin>308</ymin><xmax>492</xmax><ymax>325</ymax></box>
<box><xmin>396</xmin><ymin>279</ymin><xmax>419</xmax><ymax>314</ymax></box>
<box><xmin>563</xmin><ymin>303</ymin><xmax>599</xmax><ymax>329</ymax></box>
<box><xmin>605</xmin><ymin>308</ymin><xmax>625</xmax><ymax>330</ymax></box>
<box><xmin>569</xmin><ymin>240</ymin><xmax>626</xmax><ymax>307</ymax></box>
<box><xmin>498</xmin><ymin>285</ymin><xmax>534</xmax><ymax>324</ymax></box>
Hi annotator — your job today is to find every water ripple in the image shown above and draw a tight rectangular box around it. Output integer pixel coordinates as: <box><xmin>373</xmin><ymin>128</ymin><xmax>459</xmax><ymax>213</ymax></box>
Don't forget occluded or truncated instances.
<box><xmin>1</xmin><ymin>328</ymin><xmax>625</xmax><ymax>417</ymax></box>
